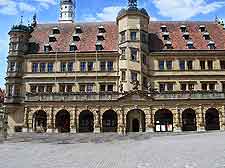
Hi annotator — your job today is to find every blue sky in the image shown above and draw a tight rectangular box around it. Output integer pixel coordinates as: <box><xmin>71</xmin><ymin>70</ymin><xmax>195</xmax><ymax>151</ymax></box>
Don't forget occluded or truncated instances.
<box><xmin>0</xmin><ymin>0</ymin><xmax>225</xmax><ymax>88</ymax></box>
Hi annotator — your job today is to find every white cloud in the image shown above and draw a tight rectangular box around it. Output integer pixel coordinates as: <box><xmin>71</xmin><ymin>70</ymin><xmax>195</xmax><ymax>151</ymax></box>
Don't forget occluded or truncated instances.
<box><xmin>152</xmin><ymin>0</ymin><xmax>225</xmax><ymax>20</ymax></box>
<box><xmin>82</xmin><ymin>6</ymin><xmax>123</xmax><ymax>22</ymax></box>
<box><xmin>18</xmin><ymin>2</ymin><xmax>36</xmax><ymax>12</ymax></box>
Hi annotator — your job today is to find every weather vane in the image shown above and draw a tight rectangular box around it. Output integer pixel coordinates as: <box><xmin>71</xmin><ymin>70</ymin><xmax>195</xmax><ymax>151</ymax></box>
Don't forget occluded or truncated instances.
<box><xmin>128</xmin><ymin>0</ymin><xmax>137</xmax><ymax>8</ymax></box>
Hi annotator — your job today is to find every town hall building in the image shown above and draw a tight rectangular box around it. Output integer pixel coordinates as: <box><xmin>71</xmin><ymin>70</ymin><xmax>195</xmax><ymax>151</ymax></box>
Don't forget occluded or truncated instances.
<box><xmin>5</xmin><ymin>0</ymin><xmax>225</xmax><ymax>134</ymax></box>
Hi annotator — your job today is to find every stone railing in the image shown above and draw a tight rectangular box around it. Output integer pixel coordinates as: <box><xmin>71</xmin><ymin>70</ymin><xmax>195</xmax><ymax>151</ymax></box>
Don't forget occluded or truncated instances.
<box><xmin>25</xmin><ymin>91</ymin><xmax>225</xmax><ymax>102</ymax></box>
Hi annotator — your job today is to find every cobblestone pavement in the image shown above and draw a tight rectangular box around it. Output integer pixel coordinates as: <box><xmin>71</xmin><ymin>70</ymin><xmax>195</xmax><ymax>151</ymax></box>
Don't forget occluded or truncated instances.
<box><xmin>0</xmin><ymin>131</ymin><xmax>225</xmax><ymax>168</ymax></box>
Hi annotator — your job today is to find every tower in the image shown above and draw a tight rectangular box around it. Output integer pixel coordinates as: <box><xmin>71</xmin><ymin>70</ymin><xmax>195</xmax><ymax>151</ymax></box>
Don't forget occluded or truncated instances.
<box><xmin>59</xmin><ymin>0</ymin><xmax>75</xmax><ymax>23</ymax></box>
<box><xmin>117</xmin><ymin>0</ymin><xmax>150</xmax><ymax>92</ymax></box>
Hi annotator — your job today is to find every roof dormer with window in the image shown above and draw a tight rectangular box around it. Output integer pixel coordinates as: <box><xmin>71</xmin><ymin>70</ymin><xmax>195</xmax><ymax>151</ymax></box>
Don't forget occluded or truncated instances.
<box><xmin>160</xmin><ymin>25</ymin><xmax>167</xmax><ymax>32</ymax></box>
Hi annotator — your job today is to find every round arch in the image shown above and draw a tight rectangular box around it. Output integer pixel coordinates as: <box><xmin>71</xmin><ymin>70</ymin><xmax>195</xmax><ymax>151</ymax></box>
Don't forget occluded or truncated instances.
<box><xmin>205</xmin><ymin>108</ymin><xmax>220</xmax><ymax>131</ymax></box>
<box><xmin>102</xmin><ymin>110</ymin><xmax>118</xmax><ymax>132</ymax></box>
<box><xmin>126</xmin><ymin>109</ymin><xmax>145</xmax><ymax>132</ymax></box>
<box><xmin>154</xmin><ymin>109</ymin><xmax>173</xmax><ymax>132</ymax></box>
<box><xmin>55</xmin><ymin>110</ymin><xmax>70</xmax><ymax>133</ymax></box>
<box><xmin>32</xmin><ymin>110</ymin><xmax>47</xmax><ymax>132</ymax></box>
<box><xmin>79</xmin><ymin>110</ymin><xmax>94</xmax><ymax>133</ymax></box>
<box><xmin>182</xmin><ymin>108</ymin><xmax>197</xmax><ymax>131</ymax></box>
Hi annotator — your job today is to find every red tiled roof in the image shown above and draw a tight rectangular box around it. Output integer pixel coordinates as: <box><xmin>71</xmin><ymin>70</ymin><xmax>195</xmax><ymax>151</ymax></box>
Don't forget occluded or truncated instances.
<box><xmin>29</xmin><ymin>21</ymin><xmax>225</xmax><ymax>53</ymax></box>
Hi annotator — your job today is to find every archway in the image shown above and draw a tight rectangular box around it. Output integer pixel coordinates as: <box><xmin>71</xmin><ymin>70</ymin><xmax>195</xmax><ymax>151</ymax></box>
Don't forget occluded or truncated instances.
<box><xmin>155</xmin><ymin>109</ymin><xmax>173</xmax><ymax>132</ymax></box>
<box><xmin>205</xmin><ymin>108</ymin><xmax>220</xmax><ymax>131</ymax></box>
<box><xmin>102</xmin><ymin>110</ymin><xmax>117</xmax><ymax>132</ymax></box>
<box><xmin>126</xmin><ymin>109</ymin><xmax>145</xmax><ymax>132</ymax></box>
<box><xmin>33</xmin><ymin>110</ymin><xmax>47</xmax><ymax>132</ymax></box>
<box><xmin>55</xmin><ymin>110</ymin><xmax>70</xmax><ymax>133</ymax></box>
<box><xmin>79</xmin><ymin>110</ymin><xmax>94</xmax><ymax>133</ymax></box>
<box><xmin>182</xmin><ymin>109</ymin><xmax>197</xmax><ymax>131</ymax></box>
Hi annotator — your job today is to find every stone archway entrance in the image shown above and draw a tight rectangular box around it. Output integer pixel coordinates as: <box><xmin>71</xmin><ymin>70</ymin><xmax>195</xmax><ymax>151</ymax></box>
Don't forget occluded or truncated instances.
<box><xmin>102</xmin><ymin>110</ymin><xmax>117</xmax><ymax>132</ymax></box>
<box><xmin>155</xmin><ymin>109</ymin><xmax>173</xmax><ymax>132</ymax></box>
<box><xmin>55</xmin><ymin>110</ymin><xmax>70</xmax><ymax>133</ymax></box>
<box><xmin>33</xmin><ymin>110</ymin><xmax>47</xmax><ymax>132</ymax></box>
<box><xmin>182</xmin><ymin>109</ymin><xmax>197</xmax><ymax>131</ymax></box>
<box><xmin>126</xmin><ymin>109</ymin><xmax>145</xmax><ymax>132</ymax></box>
<box><xmin>205</xmin><ymin>108</ymin><xmax>220</xmax><ymax>131</ymax></box>
<box><xmin>79</xmin><ymin>110</ymin><xmax>94</xmax><ymax>133</ymax></box>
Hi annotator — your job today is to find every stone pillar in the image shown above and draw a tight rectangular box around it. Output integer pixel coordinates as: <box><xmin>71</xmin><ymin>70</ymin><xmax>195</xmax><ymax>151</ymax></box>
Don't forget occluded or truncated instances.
<box><xmin>94</xmin><ymin>108</ymin><xmax>101</xmax><ymax>133</ymax></box>
<box><xmin>173</xmin><ymin>107</ymin><xmax>182</xmax><ymax>132</ymax></box>
<box><xmin>47</xmin><ymin>107</ymin><xmax>54</xmax><ymax>133</ymax></box>
<box><xmin>28</xmin><ymin>110</ymin><xmax>33</xmax><ymax>132</ymax></box>
<box><xmin>70</xmin><ymin>107</ymin><xmax>77</xmax><ymax>133</ymax></box>
<box><xmin>146</xmin><ymin>106</ymin><xmax>154</xmax><ymax>132</ymax></box>
<box><xmin>197</xmin><ymin>105</ymin><xmax>205</xmax><ymax>132</ymax></box>
<box><xmin>22</xmin><ymin>106</ymin><xmax>29</xmax><ymax>132</ymax></box>
<box><xmin>117</xmin><ymin>107</ymin><xmax>125</xmax><ymax>135</ymax></box>
<box><xmin>219</xmin><ymin>106</ymin><xmax>225</xmax><ymax>131</ymax></box>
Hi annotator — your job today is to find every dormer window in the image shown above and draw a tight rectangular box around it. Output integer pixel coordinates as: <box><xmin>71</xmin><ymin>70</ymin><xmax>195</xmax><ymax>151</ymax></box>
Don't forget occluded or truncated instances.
<box><xmin>44</xmin><ymin>44</ymin><xmax>52</xmax><ymax>53</ymax></box>
<box><xmin>96</xmin><ymin>42</ymin><xmax>103</xmax><ymax>51</ymax></box>
<box><xmin>75</xmin><ymin>26</ymin><xmax>82</xmax><ymax>34</ymax></box>
<box><xmin>160</xmin><ymin>25</ymin><xmax>167</xmax><ymax>32</ymax></box>
<box><xmin>199</xmin><ymin>25</ymin><xmax>206</xmax><ymax>32</ymax></box>
<box><xmin>98</xmin><ymin>25</ymin><xmax>105</xmax><ymax>33</ymax></box>
<box><xmin>52</xmin><ymin>27</ymin><xmax>60</xmax><ymax>34</ymax></box>
<box><xmin>49</xmin><ymin>35</ymin><xmax>56</xmax><ymax>42</ymax></box>
<box><xmin>73</xmin><ymin>33</ymin><xmax>80</xmax><ymax>41</ymax></box>
<box><xmin>203</xmin><ymin>32</ymin><xmax>210</xmax><ymax>40</ymax></box>
<box><xmin>162</xmin><ymin>32</ymin><xmax>170</xmax><ymax>40</ymax></box>
<box><xmin>180</xmin><ymin>25</ymin><xmax>187</xmax><ymax>32</ymax></box>
<box><xmin>97</xmin><ymin>33</ymin><xmax>105</xmax><ymax>41</ymax></box>
<box><xmin>187</xmin><ymin>41</ymin><xmax>194</xmax><ymax>49</ymax></box>
<box><xmin>165</xmin><ymin>41</ymin><xmax>172</xmax><ymax>49</ymax></box>
<box><xmin>208</xmin><ymin>41</ymin><xmax>215</xmax><ymax>49</ymax></box>
<box><xmin>183</xmin><ymin>32</ymin><xmax>190</xmax><ymax>40</ymax></box>
<box><xmin>70</xmin><ymin>43</ymin><xmax>77</xmax><ymax>52</ymax></box>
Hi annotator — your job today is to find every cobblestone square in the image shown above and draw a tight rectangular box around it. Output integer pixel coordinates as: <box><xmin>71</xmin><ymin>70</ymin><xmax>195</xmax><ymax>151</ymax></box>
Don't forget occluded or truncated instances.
<box><xmin>0</xmin><ymin>132</ymin><xmax>225</xmax><ymax>168</ymax></box>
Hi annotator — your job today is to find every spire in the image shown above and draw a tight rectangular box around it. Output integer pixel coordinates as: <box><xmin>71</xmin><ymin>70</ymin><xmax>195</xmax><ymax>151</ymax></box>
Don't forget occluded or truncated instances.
<box><xmin>31</xmin><ymin>13</ymin><xmax>37</xmax><ymax>27</ymax></box>
<box><xmin>128</xmin><ymin>0</ymin><xmax>137</xmax><ymax>8</ymax></box>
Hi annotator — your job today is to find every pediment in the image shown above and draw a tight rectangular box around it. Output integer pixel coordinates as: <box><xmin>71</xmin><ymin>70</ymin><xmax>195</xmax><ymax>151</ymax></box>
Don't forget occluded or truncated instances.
<box><xmin>118</xmin><ymin>91</ymin><xmax>152</xmax><ymax>102</ymax></box>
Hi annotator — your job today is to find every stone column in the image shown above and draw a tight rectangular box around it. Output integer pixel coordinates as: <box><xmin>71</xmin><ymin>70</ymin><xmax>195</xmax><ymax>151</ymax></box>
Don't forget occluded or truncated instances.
<box><xmin>94</xmin><ymin>107</ymin><xmax>101</xmax><ymax>133</ymax></box>
<box><xmin>28</xmin><ymin>110</ymin><xmax>33</xmax><ymax>132</ymax></box>
<box><xmin>70</xmin><ymin>107</ymin><xmax>77</xmax><ymax>133</ymax></box>
<box><xmin>146</xmin><ymin>106</ymin><xmax>154</xmax><ymax>132</ymax></box>
<box><xmin>22</xmin><ymin>106</ymin><xmax>29</xmax><ymax>132</ymax></box>
<box><xmin>47</xmin><ymin>107</ymin><xmax>54</xmax><ymax>133</ymax></box>
<box><xmin>117</xmin><ymin>107</ymin><xmax>125</xmax><ymax>135</ymax></box>
<box><xmin>219</xmin><ymin>106</ymin><xmax>225</xmax><ymax>131</ymax></box>
<box><xmin>173</xmin><ymin>107</ymin><xmax>182</xmax><ymax>132</ymax></box>
<box><xmin>197</xmin><ymin>105</ymin><xmax>205</xmax><ymax>132</ymax></box>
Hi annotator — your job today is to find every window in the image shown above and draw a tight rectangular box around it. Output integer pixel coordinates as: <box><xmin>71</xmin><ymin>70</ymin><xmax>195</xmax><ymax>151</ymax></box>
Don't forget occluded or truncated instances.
<box><xmin>100</xmin><ymin>61</ymin><xmax>106</xmax><ymax>71</ymax></box>
<box><xmin>100</xmin><ymin>84</ymin><xmax>106</xmax><ymax>92</ymax></box>
<box><xmin>40</xmin><ymin>63</ymin><xmax>46</xmax><ymax>72</ymax></box>
<box><xmin>44</xmin><ymin>46</ymin><xmax>51</xmax><ymax>53</ymax></box>
<box><xmin>61</xmin><ymin>62</ymin><xmax>67</xmax><ymax>72</ymax></box>
<box><xmin>9</xmin><ymin>62</ymin><xmax>16</xmax><ymax>72</ymax></box>
<box><xmin>38</xmin><ymin>86</ymin><xmax>45</xmax><ymax>93</ymax></box>
<box><xmin>32</xmin><ymin>63</ymin><xmax>39</xmax><ymax>72</ymax></box>
<box><xmin>220</xmin><ymin>61</ymin><xmax>225</xmax><ymax>70</ymax></box>
<box><xmin>181</xmin><ymin>84</ymin><xmax>186</xmax><ymax>91</ymax></box>
<box><xmin>67</xmin><ymin>85</ymin><xmax>73</xmax><ymax>92</ymax></box>
<box><xmin>121</xmin><ymin>71</ymin><xmax>126</xmax><ymax>81</ymax></box>
<box><xmin>179</xmin><ymin>60</ymin><xmax>185</xmax><ymax>70</ymax></box>
<box><xmin>8</xmin><ymin>85</ymin><xmax>13</xmax><ymax>96</ymax></box>
<box><xmin>48</xmin><ymin>63</ymin><xmax>53</xmax><ymax>72</ymax></box>
<box><xmin>30</xmin><ymin>86</ymin><xmax>37</xmax><ymax>93</ymax></box>
<box><xmin>142</xmin><ymin>55</ymin><xmax>147</xmax><ymax>65</ymax></box>
<box><xmin>59</xmin><ymin>85</ymin><xmax>65</xmax><ymax>92</ymax></box>
<box><xmin>87</xmin><ymin>84</ymin><xmax>93</xmax><ymax>92</ymax></box>
<box><xmin>202</xmin><ymin>83</ymin><xmax>207</xmax><ymax>91</ymax></box>
<box><xmin>208</xmin><ymin>60</ymin><xmax>213</xmax><ymax>70</ymax></box>
<box><xmin>68</xmin><ymin>62</ymin><xmax>73</xmax><ymax>72</ymax></box>
<box><xmin>49</xmin><ymin>36</ymin><xmax>56</xmax><ymax>42</ymax></box>
<box><xmin>222</xmin><ymin>83</ymin><xmax>225</xmax><ymax>91</ymax></box>
<box><xmin>187</xmin><ymin>61</ymin><xmax>193</xmax><ymax>70</ymax></box>
<box><xmin>107</xmin><ymin>61</ymin><xmax>113</xmax><ymax>72</ymax></box>
<box><xmin>167</xmin><ymin>83</ymin><xmax>173</xmax><ymax>91</ymax></box>
<box><xmin>209</xmin><ymin>83</ymin><xmax>215</xmax><ymax>91</ymax></box>
<box><xmin>131</xmin><ymin>72</ymin><xmax>137</xmax><ymax>81</ymax></box>
<box><xmin>200</xmin><ymin>61</ymin><xmax>206</xmax><ymax>70</ymax></box>
<box><xmin>159</xmin><ymin>83</ymin><xmax>165</xmax><ymax>92</ymax></box>
<box><xmin>188</xmin><ymin>84</ymin><xmax>194</xmax><ymax>91</ymax></box>
<box><xmin>87</xmin><ymin>62</ymin><xmax>94</xmax><ymax>71</ymax></box>
<box><xmin>96</xmin><ymin>43</ymin><xmax>103</xmax><ymax>51</ymax></box>
<box><xmin>52</xmin><ymin>28</ymin><xmax>60</xmax><ymax>34</ymax></box>
<box><xmin>130</xmin><ymin>32</ymin><xmax>137</xmax><ymax>41</ymax></box>
<box><xmin>80</xmin><ymin>62</ymin><xmax>86</xmax><ymax>72</ymax></box>
<box><xmin>131</xmin><ymin>48</ymin><xmax>138</xmax><ymax>61</ymax></box>
<box><xmin>141</xmin><ymin>32</ymin><xmax>147</xmax><ymax>43</ymax></box>
<box><xmin>159</xmin><ymin>60</ymin><xmax>165</xmax><ymax>70</ymax></box>
<box><xmin>79</xmin><ymin>84</ymin><xmax>85</xmax><ymax>92</ymax></box>
<box><xmin>121</xmin><ymin>48</ymin><xmax>126</xmax><ymax>59</ymax></box>
<box><xmin>166</xmin><ymin>61</ymin><xmax>172</xmax><ymax>70</ymax></box>
<box><xmin>46</xmin><ymin>86</ymin><xmax>52</xmax><ymax>93</ymax></box>
<box><xmin>70</xmin><ymin>45</ymin><xmax>77</xmax><ymax>51</ymax></box>
<box><xmin>143</xmin><ymin>77</ymin><xmax>148</xmax><ymax>89</ymax></box>
<box><xmin>120</xmin><ymin>31</ymin><xmax>126</xmax><ymax>42</ymax></box>
<box><xmin>107</xmin><ymin>85</ymin><xmax>113</xmax><ymax>92</ymax></box>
